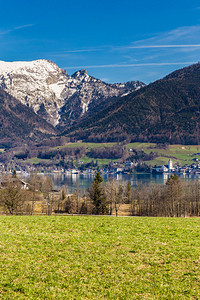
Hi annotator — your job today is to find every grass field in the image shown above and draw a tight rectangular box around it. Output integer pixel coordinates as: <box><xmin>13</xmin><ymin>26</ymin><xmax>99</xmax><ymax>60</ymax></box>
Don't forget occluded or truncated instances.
<box><xmin>126</xmin><ymin>143</ymin><xmax>200</xmax><ymax>166</ymax></box>
<box><xmin>0</xmin><ymin>216</ymin><xmax>200</xmax><ymax>299</ymax></box>
<box><xmin>60</xmin><ymin>142</ymin><xmax>200</xmax><ymax>167</ymax></box>
<box><xmin>78</xmin><ymin>155</ymin><xmax>118</xmax><ymax>166</ymax></box>
<box><xmin>52</xmin><ymin>142</ymin><xmax>116</xmax><ymax>150</ymax></box>
<box><xmin>23</xmin><ymin>157</ymin><xmax>53</xmax><ymax>165</ymax></box>
<box><xmin>16</xmin><ymin>142</ymin><xmax>200</xmax><ymax>167</ymax></box>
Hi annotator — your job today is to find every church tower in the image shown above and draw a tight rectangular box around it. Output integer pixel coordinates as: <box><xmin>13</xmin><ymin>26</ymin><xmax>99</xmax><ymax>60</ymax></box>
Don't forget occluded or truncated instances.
<box><xmin>168</xmin><ymin>159</ymin><xmax>173</xmax><ymax>171</ymax></box>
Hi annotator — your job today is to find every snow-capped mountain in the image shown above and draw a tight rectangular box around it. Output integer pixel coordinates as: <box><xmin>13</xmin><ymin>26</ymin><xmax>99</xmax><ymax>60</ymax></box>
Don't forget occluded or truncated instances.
<box><xmin>0</xmin><ymin>59</ymin><xmax>145</xmax><ymax>127</ymax></box>
<box><xmin>0</xmin><ymin>60</ymin><xmax>68</xmax><ymax>126</ymax></box>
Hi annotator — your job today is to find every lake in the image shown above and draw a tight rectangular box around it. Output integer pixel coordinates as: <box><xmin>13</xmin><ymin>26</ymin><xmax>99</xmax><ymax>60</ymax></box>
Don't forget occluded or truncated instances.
<box><xmin>44</xmin><ymin>172</ymin><xmax>200</xmax><ymax>194</ymax></box>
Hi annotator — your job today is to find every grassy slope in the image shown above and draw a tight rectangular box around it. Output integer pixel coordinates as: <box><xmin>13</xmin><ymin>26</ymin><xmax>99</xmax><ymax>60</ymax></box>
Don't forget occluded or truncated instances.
<box><xmin>22</xmin><ymin>143</ymin><xmax>117</xmax><ymax>166</ymax></box>
<box><xmin>0</xmin><ymin>216</ymin><xmax>200</xmax><ymax>299</ymax></box>
<box><xmin>70</xmin><ymin>143</ymin><xmax>200</xmax><ymax>166</ymax></box>
<box><xmin>21</xmin><ymin>142</ymin><xmax>200</xmax><ymax>167</ymax></box>
<box><xmin>55</xmin><ymin>142</ymin><xmax>118</xmax><ymax>167</ymax></box>
<box><xmin>24</xmin><ymin>157</ymin><xmax>53</xmax><ymax>165</ymax></box>
<box><xmin>24</xmin><ymin>155</ymin><xmax>117</xmax><ymax>167</ymax></box>
<box><xmin>126</xmin><ymin>143</ymin><xmax>200</xmax><ymax>166</ymax></box>
<box><xmin>52</xmin><ymin>142</ymin><xmax>116</xmax><ymax>150</ymax></box>
<box><xmin>78</xmin><ymin>155</ymin><xmax>118</xmax><ymax>166</ymax></box>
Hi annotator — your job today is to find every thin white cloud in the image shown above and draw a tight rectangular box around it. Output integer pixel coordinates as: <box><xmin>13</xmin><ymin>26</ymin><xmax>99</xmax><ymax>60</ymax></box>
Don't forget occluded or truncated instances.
<box><xmin>52</xmin><ymin>43</ymin><xmax>200</xmax><ymax>55</ymax></box>
<box><xmin>14</xmin><ymin>24</ymin><xmax>34</xmax><ymax>30</ymax></box>
<box><xmin>49</xmin><ymin>48</ymin><xmax>108</xmax><ymax>57</ymax></box>
<box><xmin>130</xmin><ymin>26</ymin><xmax>200</xmax><ymax>47</ymax></box>
<box><xmin>66</xmin><ymin>62</ymin><xmax>196</xmax><ymax>69</ymax></box>
<box><xmin>0</xmin><ymin>24</ymin><xmax>34</xmax><ymax>35</ymax></box>
<box><xmin>48</xmin><ymin>26</ymin><xmax>200</xmax><ymax>57</ymax></box>
<box><xmin>51</xmin><ymin>54</ymin><xmax>72</xmax><ymax>58</ymax></box>
<box><xmin>121</xmin><ymin>44</ymin><xmax>200</xmax><ymax>49</ymax></box>
<box><xmin>62</xmin><ymin>48</ymin><xmax>104</xmax><ymax>53</ymax></box>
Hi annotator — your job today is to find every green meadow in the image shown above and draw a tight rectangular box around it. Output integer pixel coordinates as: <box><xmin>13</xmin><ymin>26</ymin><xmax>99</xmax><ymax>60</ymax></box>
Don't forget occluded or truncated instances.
<box><xmin>77</xmin><ymin>155</ymin><xmax>118</xmax><ymax>167</ymax></box>
<box><xmin>71</xmin><ymin>142</ymin><xmax>200</xmax><ymax>167</ymax></box>
<box><xmin>126</xmin><ymin>143</ymin><xmax>200</xmax><ymax>166</ymax></box>
<box><xmin>52</xmin><ymin>142</ymin><xmax>116</xmax><ymax>150</ymax></box>
<box><xmin>19</xmin><ymin>142</ymin><xmax>200</xmax><ymax>167</ymax></box>
<box><xmin>0</xmin><ymin>216</ymin><xmax>200</xmax><ymax>299</ymax></box>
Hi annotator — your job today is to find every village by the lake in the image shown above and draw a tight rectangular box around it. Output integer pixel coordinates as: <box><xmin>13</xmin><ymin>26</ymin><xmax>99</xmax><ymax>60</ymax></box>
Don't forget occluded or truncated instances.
<box><xmin>1</xmin><ymin>156</ymin><xmax>200</xmax><ymax>177</ymax></box>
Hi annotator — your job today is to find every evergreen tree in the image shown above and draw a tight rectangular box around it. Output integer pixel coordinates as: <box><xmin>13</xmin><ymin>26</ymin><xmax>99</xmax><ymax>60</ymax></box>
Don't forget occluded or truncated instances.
<box><xmin>126</xmin><ymin>181</ymin><xmax>132</xmax><ymax>203</ymax></box>
<box><xmin>166</xmin><ymin>173</ymin><xmax>179</xmax><ymax>185</ymax></box>
<box><xmin>12</xmin><ymin>170</ymin><xmax>17</xmax><ymax>178</ymax></box>
<box><xmin>89</xmin><ymin>172</ymin><xmax>107</xmax><ymax>214</ymax></box>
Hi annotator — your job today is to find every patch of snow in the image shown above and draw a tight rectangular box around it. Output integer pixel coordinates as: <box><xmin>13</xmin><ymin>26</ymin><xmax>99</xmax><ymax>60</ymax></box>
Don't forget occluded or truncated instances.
<box><xmin>121</xmin><ymin>92</ymin><xmax>129</xmax><ymax>97</ymax></box>
<box><xmin>49</xmin><ymin>83</ymin><xmax>65</xmax><ymax>98</ymax></box>
<box><xmin>82</xmin><ymin>102</ymin><xmax>89</xmax><ymax>114</ymax></box>
<box><xmin>0</xmin><ymin>59</ymin><xmax>56</xmax><ymax>73</ymax></box>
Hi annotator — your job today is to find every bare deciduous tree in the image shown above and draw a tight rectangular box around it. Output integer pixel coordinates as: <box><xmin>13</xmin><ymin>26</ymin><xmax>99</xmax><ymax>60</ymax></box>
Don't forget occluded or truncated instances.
<box><xmin>0</xmin><ymin>176</ymin><xmax>26</xmax><ymax>215</ymax></box>
<box><xmin>104</xmin><ymin>179</ymin><xmax>123</xmax><ymax>216</ymax></box>
<box><xmin>41</xmin><ymin>176</ymin><xmax>53</xmax><ymax>215</ymax></box>
<box><xmin>28</xmin><ymin>173</ymin><xmax>41</xmax><ymax>214</ymax></box>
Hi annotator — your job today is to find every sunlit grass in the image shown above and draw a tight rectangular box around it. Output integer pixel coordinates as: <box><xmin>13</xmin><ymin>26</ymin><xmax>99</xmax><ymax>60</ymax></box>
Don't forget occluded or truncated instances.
<box><xmin>78</xmin><ymin>155</ymin><xmax>118</xmax><ymax>166</ymax></box>
<box><xmin>22</xmin><ymin>157</ymin><xmax>52</xmax><ymax>165</ymax></box>
<box><xmin>52</xmin><ymin>142</ymin><xmax>116</xmax><ymax>150</ymax></box>
<box><xmin>127</xmin><ymin>143</ymin><xmax>200</xmax><ymax>166</ymax></box>
<box><xmin>0</xmin><ymin>216</ymin><xmax>200</xmax><ymax>299</ymax></box>
<box><xmin>9</xmin><ymin>142</ymin><xmax>200</xmax><ymax>167</ymax></box>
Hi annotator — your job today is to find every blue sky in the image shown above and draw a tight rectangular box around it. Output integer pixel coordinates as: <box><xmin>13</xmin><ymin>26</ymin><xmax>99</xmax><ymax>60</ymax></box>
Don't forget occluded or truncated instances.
<box><xmin>1</xmin><ymin>0</ymin><xmax>200</xmax><ymax>83</ymax></box>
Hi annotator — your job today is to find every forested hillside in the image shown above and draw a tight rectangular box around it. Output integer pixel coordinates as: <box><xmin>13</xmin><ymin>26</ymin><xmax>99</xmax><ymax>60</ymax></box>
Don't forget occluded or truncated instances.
<box><xmin>62</xmin><ymin>63</ymin><xmax>200</xmax><ymax>144</ymax></box>
<box><xmin>0</xmin><ymin>89</ymin><xmax>57</xmax><ymax>147</ymax></box>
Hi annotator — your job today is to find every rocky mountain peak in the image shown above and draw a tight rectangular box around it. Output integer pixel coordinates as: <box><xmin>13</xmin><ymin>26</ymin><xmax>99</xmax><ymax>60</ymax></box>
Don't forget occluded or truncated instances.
<box><xmin>72</xmin><ymin>69</ymin><xmax>88</xmax><ymax>78</ymax></box>
<box><xmin>0</xmin><ymin>59</ymin><xmax>68</xmax><ymax>125</ymax></box>
<box><xmin>0</xmin><ymin>59</ymin><xmax>145</xmax><ymax>128</ymax></box>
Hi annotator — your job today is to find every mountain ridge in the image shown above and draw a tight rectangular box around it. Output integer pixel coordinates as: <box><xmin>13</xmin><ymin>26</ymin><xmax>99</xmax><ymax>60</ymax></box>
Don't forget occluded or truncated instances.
<box><xmin>2</xmin><ymin>59</ymin><xmax>200</xmax><ymax>146</ymax></box>
<box><xmin>0</xmin><ymin>59</ymin><xmax>145</xmax><ymax>128</ymax></box>
<box><xmin>61</xmin><ymin>62</ymin><xmax>200</xmax><ymax>144</ymax></box>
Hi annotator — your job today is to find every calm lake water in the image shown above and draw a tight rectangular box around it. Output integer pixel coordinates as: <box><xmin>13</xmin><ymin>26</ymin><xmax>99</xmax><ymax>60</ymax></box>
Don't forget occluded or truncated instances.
<box><xmin>44</xmin><ymin>173</ymin><xmax>200</xmax><ymax>194</ymax></box>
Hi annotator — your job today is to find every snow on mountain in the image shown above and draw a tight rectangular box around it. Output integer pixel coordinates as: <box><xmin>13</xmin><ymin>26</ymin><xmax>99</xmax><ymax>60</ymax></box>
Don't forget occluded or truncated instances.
<box><xmin>0</xmin><ymin>60</ymin><xmax>67</xmax><ymax>125</ymax></box>
<box><xmin>0</xmin><ymin>59</ymin><xmax>145</xmax><ymax>127</ymax></box>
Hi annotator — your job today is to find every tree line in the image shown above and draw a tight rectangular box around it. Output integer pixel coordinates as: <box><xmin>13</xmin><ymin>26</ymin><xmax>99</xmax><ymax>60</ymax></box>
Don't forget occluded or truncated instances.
<box><xmin>0</xmin><ymin>172</ymin><xmax>200</xmax><ymax>217</ymax></box>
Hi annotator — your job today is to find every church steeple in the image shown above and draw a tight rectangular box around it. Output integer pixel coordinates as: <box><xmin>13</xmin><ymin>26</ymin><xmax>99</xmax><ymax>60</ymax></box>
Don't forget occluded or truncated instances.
<box><xmin>168</xmin><ymin>159</ymin><xmax>173</xmax><ymax>171</ymax></box>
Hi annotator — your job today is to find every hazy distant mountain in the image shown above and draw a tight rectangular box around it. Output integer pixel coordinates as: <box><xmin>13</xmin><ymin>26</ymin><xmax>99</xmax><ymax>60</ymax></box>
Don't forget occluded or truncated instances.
<box><xmin>62</xmin><ymin>63</ymin><xmax>200</xmax><ymax>144</ymax></box>
<box><xmin>0</xmin><ymin>59</ymin><xmax>145</xmax><ymax>127</ymax></box>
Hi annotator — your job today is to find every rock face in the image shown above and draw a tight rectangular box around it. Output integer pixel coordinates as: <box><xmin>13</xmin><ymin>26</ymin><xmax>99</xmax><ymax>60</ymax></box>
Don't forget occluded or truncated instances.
<box><xmin>0</xmin><ymin>59</ymin><xmax>145</xmax><ymax>127</ymax></box>
<box><xmin>0</xmin><ymin>60</ymin><xmax>68</xmax><ymax>126</ymax></box>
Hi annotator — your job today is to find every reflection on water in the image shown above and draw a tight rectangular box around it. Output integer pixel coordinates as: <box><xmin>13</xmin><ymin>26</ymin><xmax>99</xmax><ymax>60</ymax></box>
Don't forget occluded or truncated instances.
<box><xmin>45</xmin><ymin>173</ymin><xmax>200</xmax><ymax>194</ymax></box>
